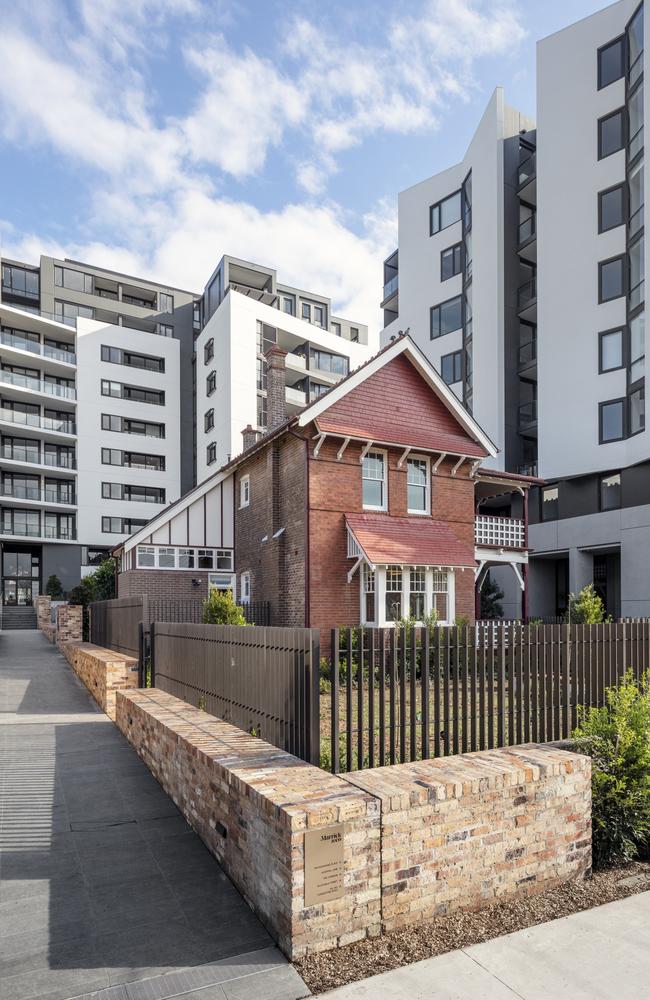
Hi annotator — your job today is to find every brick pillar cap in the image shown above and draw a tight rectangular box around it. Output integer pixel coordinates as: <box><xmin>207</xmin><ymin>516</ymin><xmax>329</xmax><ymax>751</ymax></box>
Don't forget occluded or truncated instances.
<box><xmin>264</xmin><ymin>343</ymin><xmax>288</xmax><ymax>364</ymax></box>
<box><xmin>242</xmin><ymin>423</ymin><xmax>255</xmax><ymax>434</ymax></box>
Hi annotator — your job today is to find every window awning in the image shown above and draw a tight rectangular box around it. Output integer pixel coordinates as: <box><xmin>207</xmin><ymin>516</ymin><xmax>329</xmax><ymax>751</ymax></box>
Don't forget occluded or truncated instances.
<box><xmin>345</xmin><ymin>513</ymin><xmax>476</xmax><ymax>569</ymax></box>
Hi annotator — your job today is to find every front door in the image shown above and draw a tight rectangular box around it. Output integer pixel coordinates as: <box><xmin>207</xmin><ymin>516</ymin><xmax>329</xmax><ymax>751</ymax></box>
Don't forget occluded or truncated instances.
<box><xmin>2</xmin><ymin>549</ymin><xmax>40</xmax><ymax>605</ymax></box>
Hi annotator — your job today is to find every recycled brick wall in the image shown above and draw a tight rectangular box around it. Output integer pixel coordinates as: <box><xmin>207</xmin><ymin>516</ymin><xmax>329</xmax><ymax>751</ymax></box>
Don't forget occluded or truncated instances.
<box><xmin>35</xmin><ymin>595</ymin><xmax>52</xmax><ymax>631</ymax></box>
<box><xmin>116</xmin><ymin>688</ymin><xmax>381</xmax><ymax>959</ymax></box>
<box><xmin>346</xmin><ymin>746</ymin><xmax>591</xmax><ymax>933</ymax></box>
<box><xmin>56</xmin><ymin>604</ymin><xmax>83</xmax><ymax>645</ymax></box>
<box><xmin>60</xmin><ymin>641</ymin><xmax>139</xmax><ymax>720</ymax></box>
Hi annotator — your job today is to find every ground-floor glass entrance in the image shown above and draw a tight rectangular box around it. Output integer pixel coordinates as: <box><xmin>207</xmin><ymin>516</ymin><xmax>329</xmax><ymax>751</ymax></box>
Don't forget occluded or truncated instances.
<box><xmin>2</xmin><ymin>548</ymin><xmax>40</xmax><ymax>605</ymax></box>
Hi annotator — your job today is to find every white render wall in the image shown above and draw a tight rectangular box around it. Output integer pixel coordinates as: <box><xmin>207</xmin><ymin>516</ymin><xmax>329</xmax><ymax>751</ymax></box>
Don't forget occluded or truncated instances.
<box><xmin>194</xmin><ymin>289</ymin><xmax>374</xmax><ymax>481</ymax></box>
<box><xmin>75</xmin><ymin>318</ymin><xmax>181</xmax><ymax>546</ymax></box>
<box><xmin>536</xmin><ymin>0</ymin><xmax>646</xmax><ymax>479</ymax></box>
<box><xmin>381</xmin><ymin>89</ymin><xmax>533</xmax><ymax>464</ymax></box>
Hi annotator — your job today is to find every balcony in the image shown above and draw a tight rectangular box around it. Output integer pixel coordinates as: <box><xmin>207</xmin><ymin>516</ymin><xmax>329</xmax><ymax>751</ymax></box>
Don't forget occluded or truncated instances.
<box><xmin>517</xmin><ymin>463</ymin><xmax>538</xmax><ymax>478</ymax></box>
<box><xmin>518</xmin><ymin>339</ymin><xmax>537</xmax><ymax>375</ymax></box>
<box><xmin>517</xmin><ymin>152</ymin><xmax>536</xmax><ymax>203</ymax></box>
<box><xmin>0</xmin><ymin>408</ymin><xmax>76</xmax><ymax>435</ymax></box>
<box><xmin>0</xmin><ymin>369</ymin><xmax>76</xmax><ymax>401</ymax></box>
<box><xmin>517</xmin><ymin>277</ymin><xmax>537</xmax><ymax>319</ymax></box>
<box><xmin>2</xmin><ymin>485</ymin><xmax>76</xmax><ymax>506</ymax></box>
<box><xmin>0</xmin><ymin>448</ymin><xmax>77</xmax><ymax>471</ymax></box>
<box><xmin>0</xmin><ymin>523</ymin><xmax>77</xmax><ymax>540</ymax></box>
<box><xmin>475</xmin><ymin>515</ymin><xmax>525</xmax><ymax>550</ymax></box>
<box><xmin>517</xmin><ymin>214</ymin><xmax>537</xmax><ymax>263</ymax></box>
<box><xmin>518</xmin><ymin>399</ymin><xmax>538</xmax><ymax>436</ymax></box>
<box><xmin>0</xmin><ymin>331</ymin><xmax>76</xmax><ymax>366</ymax></box>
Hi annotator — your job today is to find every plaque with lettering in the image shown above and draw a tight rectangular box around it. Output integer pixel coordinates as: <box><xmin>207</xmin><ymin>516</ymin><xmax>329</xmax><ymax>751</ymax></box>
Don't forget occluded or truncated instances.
<box><xmin>304</xmin><ymin>824</ymin><xmax>345</xmax><ymax>907</ymax></box>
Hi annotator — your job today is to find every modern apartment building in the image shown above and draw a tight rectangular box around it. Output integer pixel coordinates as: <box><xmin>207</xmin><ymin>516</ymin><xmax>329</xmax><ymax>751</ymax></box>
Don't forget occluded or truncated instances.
<box><xmin>0</xmin><ymin>252</ymin><xmax>370</xmax><ymax>613</ymax></box>
<box><xmin>381</xmin><ymin>0</ymin><xmax>649</xmax><ymax>620</ymax></box>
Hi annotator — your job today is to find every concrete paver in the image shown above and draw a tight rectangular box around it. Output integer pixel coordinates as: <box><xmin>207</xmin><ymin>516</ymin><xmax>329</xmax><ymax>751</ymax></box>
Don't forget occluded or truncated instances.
<box><xmin>0</xmin><ymin>630</ymin><xmax>308</xmax><ymax>1000</ymax></box>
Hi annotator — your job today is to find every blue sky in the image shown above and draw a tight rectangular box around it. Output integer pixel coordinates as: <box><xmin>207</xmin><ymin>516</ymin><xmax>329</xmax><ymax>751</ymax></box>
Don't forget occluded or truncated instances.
<box><xmin>0</xmin><ymin>0</ymin><xmax>613</xmax><ymax>329</ymax></box>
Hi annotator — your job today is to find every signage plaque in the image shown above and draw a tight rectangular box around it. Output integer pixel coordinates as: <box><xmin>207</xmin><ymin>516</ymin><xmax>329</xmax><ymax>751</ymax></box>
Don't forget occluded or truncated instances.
<box><xmin>304</xmin><ymin>823</ymin><xmax>345</xmax><ymax>907</ymax></box>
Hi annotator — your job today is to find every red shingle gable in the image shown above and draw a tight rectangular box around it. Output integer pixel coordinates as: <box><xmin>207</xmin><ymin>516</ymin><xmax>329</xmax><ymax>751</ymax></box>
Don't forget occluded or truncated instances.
<box><xmin>315</xmin><ymin>354</ymin><xmax>488</xmax><ymax>458</ymax></box>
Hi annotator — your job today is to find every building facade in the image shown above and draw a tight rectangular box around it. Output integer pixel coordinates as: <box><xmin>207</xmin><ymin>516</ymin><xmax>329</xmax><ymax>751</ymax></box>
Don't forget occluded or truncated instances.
<box><xmin>115</xmin><ymin>336</ymin><xmax>537</xmax><ymax>646</ymax></box>
<box><xmin>381</xmin><ymin>0</ymin><xmax>649</xmax><ymax>620</ymax></box>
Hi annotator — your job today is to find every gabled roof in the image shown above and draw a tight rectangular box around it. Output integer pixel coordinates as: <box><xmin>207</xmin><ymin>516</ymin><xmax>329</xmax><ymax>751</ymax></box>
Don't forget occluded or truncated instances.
<box><xmin>346</xmin><ymin>513</ymin><xmax>476</xmax><ymax>569</ymax></box>
<box><xmin>297</xmin><ymin>335</ymin><xmax>497</xmax><ymax>459</ymax></box>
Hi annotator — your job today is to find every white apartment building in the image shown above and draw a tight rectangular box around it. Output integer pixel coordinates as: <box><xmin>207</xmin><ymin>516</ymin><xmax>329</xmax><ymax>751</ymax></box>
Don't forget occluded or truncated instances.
<box><xmin>194</xmin><ymin>256</ymin><xmax>372</xmax><ymax>479</ymax></box>
<box><xmin>381</xmin><ymin>0</ymin><xmax>648</xmax><ymax>620</ymax></box>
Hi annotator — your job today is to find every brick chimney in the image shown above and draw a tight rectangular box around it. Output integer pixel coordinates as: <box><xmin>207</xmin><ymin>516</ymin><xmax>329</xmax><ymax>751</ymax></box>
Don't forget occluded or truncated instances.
<box><xmin>241</xmin><ymin>424</ymin><xmax>258</xmax><ymax>450</ymax></box>
<box><xmin>264</xmin><ymin>343</ymin><xmax>288</xmax><ymax>430</ymax></box>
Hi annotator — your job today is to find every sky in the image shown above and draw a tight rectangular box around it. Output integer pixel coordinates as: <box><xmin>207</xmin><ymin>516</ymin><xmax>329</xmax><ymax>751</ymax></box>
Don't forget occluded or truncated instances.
<box><xmin>0</xmin><ymin>0</ymin><xmax>614</xmax><ymax>331</ymax></box>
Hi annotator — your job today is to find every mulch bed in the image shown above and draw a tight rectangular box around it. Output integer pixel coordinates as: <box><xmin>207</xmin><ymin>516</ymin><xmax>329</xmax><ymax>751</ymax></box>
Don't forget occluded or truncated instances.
<box><xmin>296</xmin><ymin>862</ymin><xmax>650</xmax><ymax>995</ymax></box>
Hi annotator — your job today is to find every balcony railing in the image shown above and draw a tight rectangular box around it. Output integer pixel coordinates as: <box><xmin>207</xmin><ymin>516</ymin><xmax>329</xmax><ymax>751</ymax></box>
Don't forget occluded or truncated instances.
<box><xmin>0</xmin><ymin>524</ymin><xmax>76</xmax><ymax>540</ymax></box>
<box><xmin>2</xmin><ymin>486</ymin><xmax>76</xmax><ymax>504</ymax></box>
<box><xmin>518</xmin><ymin>400</ymin><xmax>538</xmax><ymax>428</ymax></box>
<box><xmin>382</xmin><ymin>274</ymin><xmax>399</xmax><ymax>300</ymax></box>
<box><xmin>0</xmin><ymin>448</ymin><xmax>76</xmax><ymax>470</ymax></box>
<box><xmin>518</xmin><ymin>152</ymin><xmax>536</xmax><ymax>189</ymax></box>
<box><xmin>518</xmin><ymin>339</ymin><xmax>537</xmax><ymax>369</ymax></box>
<box><xmin>0</xmin><ymin>369</ymin><xmax>76</xmax><ymax>400</ymax></box>
<box><xmin>0</xmin><ymin>408</ymin><xmax>76</xmax><ymax>434</ymax></box>
<box><xmin>0</xmin><ymin>331</ymin><xmax>76</xmax><ymax>365</ymax></box>
<box><xmin>518</xmin><ymin>463</ymin><xmax>538</xmax><ymax>478</ymax></box>
<box><xmin>475</xmin><ymin>515</ymin><xmax>525</xmax><ymax>549</ymax></box>
<box><xmin>517</xmin><ymin>277</ymin><xmax>537</xmax><ymax>312</ymax></box>
<box><xmin>517</xmin><ymin>214</ymin><xmax>536</xmax><ymax>246</ymax></box>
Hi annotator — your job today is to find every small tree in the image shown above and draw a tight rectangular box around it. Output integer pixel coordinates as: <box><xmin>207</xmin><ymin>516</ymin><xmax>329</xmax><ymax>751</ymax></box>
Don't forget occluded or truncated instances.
<box><xmin>45</xmin><ymin>574</ymin><xmax>64</xmax><ymax>600</ymax></box>
<box><xmin>92</xmin><ymin>559</ymin><xmax>117</xmax><ymax>601</ymax></box>
<box><xmin>202</xmin><ymin>588</ymin><xmax>248</xmax><ymax>625</ymax></box>
<box><xmin>567</xmin><ymin>583</ymin><xmax>607</xmax><ymax>624</ymax></box>
<box><xmin>480</xmin><ymin>574</ymin><xmax>504</xmax><ymax>619</ymax></box>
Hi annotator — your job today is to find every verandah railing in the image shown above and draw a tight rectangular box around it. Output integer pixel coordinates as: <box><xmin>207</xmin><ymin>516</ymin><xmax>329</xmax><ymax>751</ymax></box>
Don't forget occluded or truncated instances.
<box><xmin>324</xmin><ymin>621</ymin><xmax>650</xmax><ymax>774</ymax></box>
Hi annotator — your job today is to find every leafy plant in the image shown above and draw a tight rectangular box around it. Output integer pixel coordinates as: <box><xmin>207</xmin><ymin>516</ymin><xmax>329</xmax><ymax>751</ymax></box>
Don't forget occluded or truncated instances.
<box><xmin>92</xmin><ymin>559</ymin><xmax>117</xmax><ymax>601</ymax></box>
<box><xmin>45</xmin><ymin>575</ymin><xmax>64</xmax><ymax>600</ymax></box>
<box><xmin>566</xmin><ymin>583</ymin><xmax>609</xmax><ymax>624</ymax></box>
<box><xmin>480</xmin><ymin>573</ymin><xmax>504</xmax><ymax>619</ymax></box>
<box><xmin>573</xmin><ymin>671</ymin><xmax>650</xmax><ymax>868</ymax></box>
<box><xmin>202</xmin><ymin>587</ymin><xmax>248</xmax><ymax>625</ymax></box>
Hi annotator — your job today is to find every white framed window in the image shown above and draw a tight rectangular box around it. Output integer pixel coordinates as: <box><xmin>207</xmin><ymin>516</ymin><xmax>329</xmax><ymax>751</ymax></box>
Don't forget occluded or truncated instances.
<box><xmin>217</xmin><ymin>550</ymin><xmax>233</xmax><ymax>570</ymax></box>
<box><xmin>158</xmin><ymin>547</ymin><xmax>176</xmax><ymax>569</ymax></box>
<box><xmin>362</xmin><ymin>450</ymin><xmax>387</xmax><ymax>511</ymax></box>
<box><xmin>407</xmin><ymin>456</ymin><xmax>429</xmax><ymax>514</ymax></box>
<box><xmin>240</xmin><ymin>572</ymin><xmax>251</xmax><ymax>603</ymax></box>
<box><xmin>409</xmin><ymin>567</ymin><xmax>426</xmax><ymax>619</ymax></box>
<box><xmin>136</xmin><ymin>545</ymin><xmax>155</xmax><ymax>568</ymax></box>
<box><xmin>197</xmin><ymin>549</ymin><xmax>214</xmax><ymax>569</ymax></box>
<box><xmin>208</xmin><ymin>572</ymin><xmax>236</xmax><ymax>592</ymax></box>
<box><xmin>385</xmin><ymin>566</ymin><xmax>402</xmax><ymax>622</ymax></box>
<box><xmin>362</xmin><ymin>564</ymin><xmax>376</xmax><ymax>625</ymax></box>
<box><xmin>431</xmin><ymin>569</ymin><xmax>449</xmax><ymax>622</ymax></box>
<box><xmin>240</xmin><ymin>474</ymin><xmax>250</xmax><ymax>508</ymax></box>
<box><xmin>178</xmin><ymin>547</ymin><xmax>194</xmax><ymax>569</ymax></box>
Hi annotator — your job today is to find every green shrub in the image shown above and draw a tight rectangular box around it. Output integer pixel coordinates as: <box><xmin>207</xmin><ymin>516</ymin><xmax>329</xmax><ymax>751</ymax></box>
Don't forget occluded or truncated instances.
<box><xmin>202</xmin><ymin>588</ymin><xmax>248</xmax><ymax>625</ymax></box>
<box><xmin>480</xmin><ymin>574</ymin><xmax>504</xmax><ymax>619</ymax></box>
<box><xmin>573</xmin><ymin>671</ymin><xmax>650</xmax><ymax>868</ymax></box>
<box><xmin>45</xmin><ymin>574</ymin><xmax>64</xmax><ymax>600</ymax></box>
<box><xmin>566</xmin><ymin>583</ymin><xmax>609</xmax><ymax>624</ymax></box>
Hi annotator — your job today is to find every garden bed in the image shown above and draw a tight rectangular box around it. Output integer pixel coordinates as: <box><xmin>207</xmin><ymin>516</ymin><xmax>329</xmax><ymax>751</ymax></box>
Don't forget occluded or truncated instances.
<box><xmin>296</xmin><ymin>862</ymin><xmax>650</xmax><ymax>995</ymax></box>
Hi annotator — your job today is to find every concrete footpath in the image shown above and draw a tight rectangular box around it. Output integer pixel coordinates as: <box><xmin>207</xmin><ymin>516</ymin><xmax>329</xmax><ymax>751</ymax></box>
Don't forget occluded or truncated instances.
<box><xmin>0</xmin><ymin>629</ymin><xmax>308</xmax><ymax>1000</ymax></box>
<box><xmin>322</xmin><ymin>890</ymin><xmax>650</xmax><ymax>999</ymax></box>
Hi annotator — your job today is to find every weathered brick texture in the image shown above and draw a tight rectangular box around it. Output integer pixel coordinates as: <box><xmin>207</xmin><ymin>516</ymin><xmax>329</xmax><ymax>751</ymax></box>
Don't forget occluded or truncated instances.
<box><xmin>60</xmin><ymin>642</ymin><xmax>139</xmax><ymax>720</ymax></box>
<box><xmin>118</xmin><ymin>569</ymin><xmax>214</xmax><ymax>599</ymax></box>
<box><xmin>116</xmin><ymin>688</ymin><xmax>381</xmax><ymax>959</ymax></box>
<box><xmin>35</xmin><ymin>595</ymin><xmax>52</xmax><ymax>631</ymax></box>
<box><xmin>56</xmin><ymin>604</ymin><xmax>83</xmax><ymax>645</ymax></box>
<box><xmin>345</xmin><ymin>746</ymin><xmax>591</xmax><ymax>932</ymax></box>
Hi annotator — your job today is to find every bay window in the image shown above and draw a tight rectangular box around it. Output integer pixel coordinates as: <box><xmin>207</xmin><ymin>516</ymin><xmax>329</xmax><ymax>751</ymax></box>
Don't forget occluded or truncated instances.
<box><xmin>385</xmin><ymin>566</ymin><xmax>402</xmax><ymax>622</ymax></box>
<box><xmin>409</xmin><ymin>568</ymin><xmax>426</xmax><ymax>619</ymax></box>
<box><xmin>363</xmin><ymin>564</ymin><xmax>375</xmax><ymax>624</ymax></box>
<box><xmin>358</xmin><ymin>564</ymin><xmax>455</xmax><ymax>626</ymax></box>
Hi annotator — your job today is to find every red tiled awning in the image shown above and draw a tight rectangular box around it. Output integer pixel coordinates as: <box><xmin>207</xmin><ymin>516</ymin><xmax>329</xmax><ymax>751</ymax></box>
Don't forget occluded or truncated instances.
<box><xmin>345</xmin><ymin>513</ymin><xmax>476</xmax><ymax>569</ymax></box>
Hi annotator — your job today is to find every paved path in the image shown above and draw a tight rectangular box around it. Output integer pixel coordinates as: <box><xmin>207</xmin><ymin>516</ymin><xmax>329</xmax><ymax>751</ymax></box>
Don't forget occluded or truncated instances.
<box><xmin>322</xmin><ymin>890</ymin><xmax>650</xmax><ymax>998</ymax></box>
<box><xmin>0</xmin><ymin>630</ymin><xmax>308</xmax><ymax>1000</ymax></box>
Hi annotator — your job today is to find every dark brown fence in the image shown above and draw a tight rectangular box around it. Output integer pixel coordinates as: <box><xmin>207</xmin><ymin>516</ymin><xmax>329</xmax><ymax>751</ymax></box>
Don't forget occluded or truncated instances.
<box><xmin>151</xmin><ymin>622</ymin><xmax>321</xmax><ymax>764</ymax></box>
<box><xmin>324</xmin><ymin>621</ymin><xmax>650</xmax><ymax>774</ymax></box>
<box><xmin>89</xmin><ymin>596</ymin><xmax>145</xmax><ymax>660</ymax></box>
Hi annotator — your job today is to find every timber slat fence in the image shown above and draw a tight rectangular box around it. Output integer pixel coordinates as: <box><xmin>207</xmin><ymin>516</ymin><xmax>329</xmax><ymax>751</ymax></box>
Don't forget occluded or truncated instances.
<box><xmin>325</xmin><ymin>621</ymin><xmax>650</xmax><ymax>774</ymax></box>
<box><xmin>151</xmin><ymin>622</ymin><xmax>321</xmax><ymax>764</ymax></box>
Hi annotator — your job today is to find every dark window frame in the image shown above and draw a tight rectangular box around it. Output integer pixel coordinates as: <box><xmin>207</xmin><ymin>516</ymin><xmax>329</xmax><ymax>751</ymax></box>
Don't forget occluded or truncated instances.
<box><xmin>206</xmin><ymin>442</ymin><xmax>217</xmax><ymax>465</ymax></box>
<box><xmin>629</xmin><ymin>384</ymin><xmax>645</xmax><ymax>437</ymax></box>
<box><xmin>599</xmin><ymin>397</ymin><xmax>626</xmax><ymax>443</ymax></box>
<box><xmin>440</xmin><ymin>242</ymin><xmax>463</xmax><ymax>282</ymax></box>
<box><xmin>429</xmin><ymin>190</ymin><xmax>462</xmax><ymax>236</ymax></box>
<box><xmin>598</xmin><ymin>107</ymin><xmax>626</xmax><ymax>159</ymax></box>
<box><xmin>598</xmin><ymin>182</ymin><xmax>627</xmax><ymax>233</ymax></box>
<box><xmin>206</xmin><ymin>370</ymin><xmax>216</xmax><ymax>396</ymax></box>
<box><xmin>599</xmin><ymin>471</ymin><xmax>622</xmax><ymax>511</ymax></box>
<box><xmin>540</xmin><ymin>485</ymin><xmax>560</xmax><ymax>522</ymax></box>
<box><xmin>430</xmin><ymin>294</ymin><xmax>463</xmax><ymax>340</ymax></box>
<box><xmin>204</xmin><ymin>408</ymin><xmax>214</xmax><ymax>432</ymax></box>
<box><xmin>598</xmin><ymin>254</ymin><xmax>627</xmax><ymax>303</ymax></box>
<box><xmin>597</xmin><ymin>34</ymin><xmax>626</xmax><ymax>89</ymax></box>
<box><xmin>440</xmin><ymin>349</ymin><xmax>463</xmax><ymax>385</ymax></box>
<box><xmin>204</xmin><ymin>338</ymin><xmax>214</xmax><ymax>364</ymax></box>
<box><xmin>598</xmin><ymin>326</ymin><xmax>626</xmax><ymax>373</ymax></box>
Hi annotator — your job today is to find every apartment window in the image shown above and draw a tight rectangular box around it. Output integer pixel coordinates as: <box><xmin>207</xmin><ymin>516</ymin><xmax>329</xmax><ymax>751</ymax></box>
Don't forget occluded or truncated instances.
<box><xmin>240</xmin><ymin>474</ymin><xmax>250</xmax><ymax>508</ymax></box>
<box><xmin>101</xmin><ymin>449</ymin><xmax>165</xmax><ymax>470</ymax></box>
<box><xmin>157</xmin><ymin>324</ymin><xmax>173</xmax><ymax>338</ymax></box>
<box><xmin>204</xmin><ymin>408</ymin><xmax>214</xmax><ymax>432</ymax></box>
<box><xmin>385</xmin><ymin>566</ymin><xmax>402</xmax><ymax>622</ymax></box>
<box><xmin>2</xmin><ymin>436</ymin><xmax>39</xmax><ymax>465</ymax></box>
<box><xmin>313</xmin><ymin>305</ymin><xmax>324</xmax><ymax>328</ymax></box>
<box><xmin>100</xmin><ymin>380</ymin><xmax>164</xmax><ymax>406</ymax></box>
<box><xmin>599</xmin><ymin>256</ymin><xmax>626</xmax><ymax>302</ymax></box>
<box><xmin>240</xmin><ymin>572</ymin><xmax>251</xmax><ymax>603</ymax></box>
<box><xmin>362</xmin><ymin>451</ymin><xmax>386</xmax><ymax>510</ymax></box>
<box><xmin>55</xmin><ymin>301</ymin><xmax>94</xmax><ymax>324</ymax></box>
<box><xmin>282</xmin><ymin>296</ymin><xmax>294</xmax><ymax>315</ymax></box>
<box><xmin>3</xmin><ymin>508</ymin><xmax>40</xmax><ymax>537</ymax></box>
<box><xmin>193</xmin><ymin>301</ymin><xmax>202</xmax><ymax>331</ymax></box>
<box><xmin>54</xmin><ymin>266</ymin><xmax>93</xmax><ymax>294</ymax></box>
<box><xmin>630</xmin><ymin>312</ymin><xmax>645</xmax><ymax>383</ymax></box>
<box><xmin>206</xmin><ymin>370</ymin><xmax>216</xmax><ymax>396</ymax></box>
<box><xmin>102</xmin><ymin>482</ymin><xmax>122</xmax><ymax>500</ymax></box>
<box><xmin>302</xmin><ymin>302</ymin><xmax>311</xmax><ymax>321</ymax></box>
<box><xmin>541</xmin><ymin>486</ymin><xmax>559</xmax><ymax>521</ymax></box>
<box><xmin>599</xmin><ymin>328</ymin><xmax>624</xmax><ymax>372</ymax></box>
<box><xmin>206</xmin><ymin>442</ymin><xmax>217</xmax><ymax>465</ymax></box>
<box><xmin>362</xmin><ymin>564</ymin><xmax>375</xmax><ymax>624</ymax></box>
<box><xmin>409</xmin><ymin>568</ymin><xmax>426</xmax><ymax>620</ymax></box>
<box><xmin>598</xmin><ymin>108</ymin><xmax>625</xmax><ymax>159</ymax></box>
<box><xmin>430</xmin><ymin>191</ymin><xmax>461</xmax><ymax>235</ymax></box>
<box><xmin>204</xmin><ymin>338</ymin><xmax>214</xmax><ymax>364</ymax></box>
<box><xmin>102</xmin><ymin>517</ymin><xmax>147</xmax><ymax>534</ymax></box>
<box><xmin>350</xmin><ymin>327</ymin><xmax>359</xmax><ymax>342</ymax></box>
<box><xmin>599</xmin><ymin>398</ymin><xmax>625</xmax><ymax>442</ymax></box>
<box><xmin>629</xmin><ymin>235</ymin><xmax>644</xmax><ymax>311</ymax></box>
<box><xmin>629</xmin><ymin>159</ymin><xmax>644</xmax><ymax>236</ymax></box>
<box><xmin>159</xmin><ymin>292</ymin><xmax>174</xmax><ymax>313</ymax></box>
<box><xmin>440</xmin><ymin>243</ymin><xmax>463</xmax><ymax>281</ymax></box>
<box><xmin>407</xmin><ymin>457</ymin><xmax>429</xmax><ymax>514</ymax></box>
<box><xmin>430</xmin><ymin>295</ymin><xmax>462</xmax><ymax>340</ymax></box>
<box><xmin>101</xmin><ymin>414</ymin><xmax>164</xmax><ymax>437</ymax></box>
<box><xmin>600</xmin><ymin>473</ymin><xmax>621</xmax><ymax>511</ymax></box>
<box><xmin>331</xmin><ymin>322</ymin><xmax>341</xmax><ymax>337</ymax></box>
<box><xmin>628</xmin><ymin>3</ymin><xmax>644</xmax><ymax>85</ymax></box>
<box><xmin>256</xmin><ymin>320</ymin><xmax>276</xmax><ymax>355</ymax></box>
<box><xmin>598</xmin><ymin>184</ymin><xmax>626</xmax><ymax>233</ymax></box>
<box><xmin>310</xmin><ymin>349</ymin><xmax>349</xmax><ymax>375</ymax></box>
<box><xmin>628</xmin><ymin>84</ymin><xmax>644</xmax><ymax>161</ymax></box>
<box><xmin>257</xmin><ymin>393</ymin><xmax>267</xmax><ymax>428</ymax></box>
<box><xmin>441</xmin><ymin>349</ymin><xmax>463</xmax><ymax>385</ymax></box>
<box><xmin>2</xmin><ymin>264</ymin><xmax>39</xmax><ymax>299</ymax></box>
<box><xmin>630</xmin><ymin>385</ymin><xmax>645</xmax><ymax>435</ymax></box>
<box><xmin>598</xmin><ymin>36</ymin><xmax>625</xmax><ymax>89</ymax></box>
<box><xmin>101</xmin><ymin>345</ymin><xmax>164</xmax><ymax>372</ymax></box>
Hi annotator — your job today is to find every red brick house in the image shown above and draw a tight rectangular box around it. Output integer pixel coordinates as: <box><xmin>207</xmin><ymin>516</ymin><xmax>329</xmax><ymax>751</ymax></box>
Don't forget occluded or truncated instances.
<box><xmin>115</xmin><ymin>335</ymin><xmax>539</xmax><ymax>638</ymax></box>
